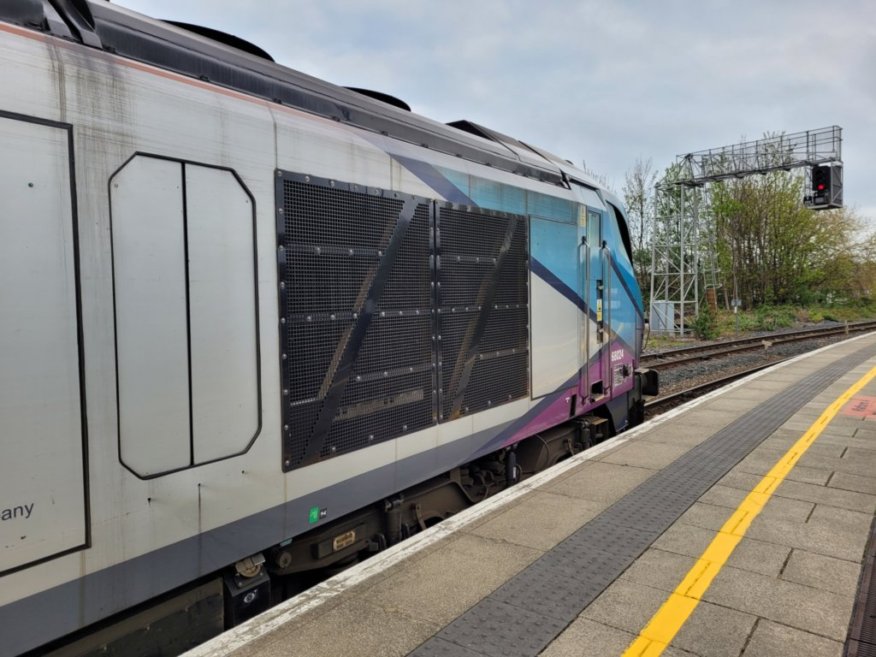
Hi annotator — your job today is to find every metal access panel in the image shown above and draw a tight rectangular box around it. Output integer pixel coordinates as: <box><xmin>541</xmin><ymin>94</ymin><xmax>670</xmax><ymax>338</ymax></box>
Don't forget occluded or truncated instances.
<box><xmin>437</xmin><ymin>204</ymin><xmax>529</xmax><ymax>421</ymax></box>
<box><xmin>0</xmin><ymin>114</ymin><xmax>87</xmax><ymax>574</ymax></box>
<box><xmin>277</xmin><ymin>173</ymin><xmax>435</xmax><ymax>471</ymax></box>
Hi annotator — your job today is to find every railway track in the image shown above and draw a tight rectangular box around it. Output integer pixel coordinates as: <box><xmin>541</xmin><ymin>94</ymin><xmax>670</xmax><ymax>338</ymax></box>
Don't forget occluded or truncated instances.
<box><xmin>642</xmin><ymin>320</ymin><xmax>876</xmax><ymax>416</ymax></box>
<box><xmin>641</xmin><ymin>320</ymin><xmax>876</xmax><ymax>370</ymax></box>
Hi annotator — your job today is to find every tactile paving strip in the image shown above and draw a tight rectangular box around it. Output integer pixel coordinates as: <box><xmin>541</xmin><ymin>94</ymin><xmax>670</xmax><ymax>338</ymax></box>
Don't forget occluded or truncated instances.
<box><xmin>408</xmin><ymin>344</ymin><xmax>876</xmax><ymax>657</ymax></box>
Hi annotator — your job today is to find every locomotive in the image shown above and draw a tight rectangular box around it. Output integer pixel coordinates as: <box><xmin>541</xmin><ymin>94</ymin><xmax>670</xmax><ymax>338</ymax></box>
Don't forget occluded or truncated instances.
<box><xmin>0</xmin><ymin>1</ymin><xmax>656</xmax><ymax>655</ymax></box>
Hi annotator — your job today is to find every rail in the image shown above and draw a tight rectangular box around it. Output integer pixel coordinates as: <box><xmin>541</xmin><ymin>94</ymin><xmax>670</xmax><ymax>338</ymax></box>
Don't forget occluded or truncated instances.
<box><xmin>642</xmin><ymin>321</ymin><xmax>876</xmax><ymax>370</ymax></box>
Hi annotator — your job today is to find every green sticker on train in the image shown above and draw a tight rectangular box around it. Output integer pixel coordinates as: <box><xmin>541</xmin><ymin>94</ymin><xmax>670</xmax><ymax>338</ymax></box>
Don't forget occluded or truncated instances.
<box><xmin>308</xmin><ymin>506</ymin><xmax>320</xmax><ymax>524</ymax></box>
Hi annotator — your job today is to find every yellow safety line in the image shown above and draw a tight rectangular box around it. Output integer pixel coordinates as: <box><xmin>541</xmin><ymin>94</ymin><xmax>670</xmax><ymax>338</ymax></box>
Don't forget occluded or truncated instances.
<box><xmin>621</xmin><ymin>364</ymin><xmax>876</xmax><ymax>657</ymax></box>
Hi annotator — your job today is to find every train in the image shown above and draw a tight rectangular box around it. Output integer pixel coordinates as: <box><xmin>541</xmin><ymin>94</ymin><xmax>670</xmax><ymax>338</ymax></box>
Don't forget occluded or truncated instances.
<box><xmin>0</xmin><ymin>1</ymin><xmax>657</xmax><ymax>655</ymax></box>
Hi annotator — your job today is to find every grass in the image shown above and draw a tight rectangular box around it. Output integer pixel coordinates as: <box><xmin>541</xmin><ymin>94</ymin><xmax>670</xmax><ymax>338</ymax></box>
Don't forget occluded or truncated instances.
<box><xmin>646</xmin><ymin>301</ymin><xmax>876</xmax><ymax>347</ymax></box>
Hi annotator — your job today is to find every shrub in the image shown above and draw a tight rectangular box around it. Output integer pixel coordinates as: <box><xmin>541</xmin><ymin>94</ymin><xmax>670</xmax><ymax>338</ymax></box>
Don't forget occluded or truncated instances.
<box><xmin>754</xmin><ymin>305</ymin><xmax>794</xmax><ymax>330</ymax></box>
<box><xmin>691</xmin><ymin>305</ymin><xmax>719</xmax><ymax>340</ymax></box>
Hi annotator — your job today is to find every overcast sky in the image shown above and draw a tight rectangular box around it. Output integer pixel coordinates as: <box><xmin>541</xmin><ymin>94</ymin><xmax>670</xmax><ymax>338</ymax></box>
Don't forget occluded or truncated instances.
<box><xmin>113</xmin><ymin>0</ymin><xmax>875</xmax><ymax>223</ymax></box>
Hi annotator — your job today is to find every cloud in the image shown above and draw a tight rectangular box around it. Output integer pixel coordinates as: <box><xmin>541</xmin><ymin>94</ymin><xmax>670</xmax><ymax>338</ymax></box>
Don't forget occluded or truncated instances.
<box><xmin>114</xmin><ymin>0</ymin><xmax>876</xmax><ymax>220</ymax></box>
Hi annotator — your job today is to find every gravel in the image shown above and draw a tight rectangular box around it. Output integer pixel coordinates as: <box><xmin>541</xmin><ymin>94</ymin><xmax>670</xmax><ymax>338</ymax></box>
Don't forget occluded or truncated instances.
<box><xmin>649</xmin><ymin>330</ymin><xmax>858</xmax><ymax>399</ymax></box>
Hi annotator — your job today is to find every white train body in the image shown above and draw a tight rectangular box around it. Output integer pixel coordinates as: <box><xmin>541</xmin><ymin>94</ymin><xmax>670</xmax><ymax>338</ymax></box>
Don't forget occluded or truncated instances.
<box><xmin>0</xmin><ymin>3</ymin><xmax>649</xmax><ymax>655</ymax></box>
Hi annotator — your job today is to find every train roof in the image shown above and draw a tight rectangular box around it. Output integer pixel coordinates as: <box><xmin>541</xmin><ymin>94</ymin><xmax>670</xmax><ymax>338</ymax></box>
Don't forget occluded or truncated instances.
<box><xmin>1</xmin><ymin>0</ymin><xmax>612</xmax><ymax>193</ymax></box>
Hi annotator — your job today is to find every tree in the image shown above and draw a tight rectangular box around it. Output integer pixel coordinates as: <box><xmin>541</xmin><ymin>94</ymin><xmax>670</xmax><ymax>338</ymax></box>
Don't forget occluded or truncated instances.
<box><xmin>622</xmin><ymin>157</ymin><xmax>657</xmax><ymax>289</ymax></box>
<box><xmin>709</xmin><ymin>171</ymin><xmax>865</xmax><ymax>307</ymax></box>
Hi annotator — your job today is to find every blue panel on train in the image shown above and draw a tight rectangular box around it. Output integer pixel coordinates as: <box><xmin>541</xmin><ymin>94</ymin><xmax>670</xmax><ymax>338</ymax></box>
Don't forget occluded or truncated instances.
<box><xmin>530</xmin><ymin>218</ymin><xmax>580</xmax><ymax>299</ymax></box>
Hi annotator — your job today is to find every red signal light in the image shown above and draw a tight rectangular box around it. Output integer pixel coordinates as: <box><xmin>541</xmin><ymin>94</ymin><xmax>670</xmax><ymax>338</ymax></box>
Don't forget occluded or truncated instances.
<box><xmin>812</xmin><ymin>165</ymin><xmax>831</xmax><ymax>194</ymax></box>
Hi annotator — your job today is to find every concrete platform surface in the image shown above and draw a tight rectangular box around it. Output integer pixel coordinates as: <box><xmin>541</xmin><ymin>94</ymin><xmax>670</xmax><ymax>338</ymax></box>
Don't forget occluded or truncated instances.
<box><xmin>186</xmin><ymin>333</ymin><xmax>876</xmax><ymax>657</ymax></box>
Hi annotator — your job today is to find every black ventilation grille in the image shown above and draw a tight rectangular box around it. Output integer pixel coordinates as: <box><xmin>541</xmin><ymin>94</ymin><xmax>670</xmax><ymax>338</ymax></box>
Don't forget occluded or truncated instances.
<box><xmin>278</xmin><ymin>174</ymin><xmax>433</xmax><ymax>471</ymax></box>
<box><xmin>277</xmin><ymin>173</ymin><xmax>530</xmax><ymax>470</ymax></box>
<box><xmin>437</xmin><ymin>205</ymin><xmax>529</xmax><ymax>421</ymax></box>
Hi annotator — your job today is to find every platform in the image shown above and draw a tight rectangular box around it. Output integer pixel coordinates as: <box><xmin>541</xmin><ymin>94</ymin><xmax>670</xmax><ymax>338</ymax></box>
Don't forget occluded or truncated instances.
<box><xmin>187</xmin><ymin>333</ymin><xmax>876</xmax><ymax>657</ymax></box>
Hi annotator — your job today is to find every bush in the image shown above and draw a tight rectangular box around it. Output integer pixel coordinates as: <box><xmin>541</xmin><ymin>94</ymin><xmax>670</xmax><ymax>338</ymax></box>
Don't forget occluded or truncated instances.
<box><xmin>754</xmin><ymin>305</ymin><xmax>794</xmax><ymax>330</ymax></box>
<box><xmin>691</xmin><ymin>305</ymin><xmax>719</xmax><ymax>340</ymax></box>
<box><xmin>794</xmin><ymin>307</ymin><xmax>824</xmax><ymax>324</ymax></box>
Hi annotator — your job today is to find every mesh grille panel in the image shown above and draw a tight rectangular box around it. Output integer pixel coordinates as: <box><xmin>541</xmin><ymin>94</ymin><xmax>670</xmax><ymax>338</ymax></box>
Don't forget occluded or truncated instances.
<box><xmin>279</xmin><ymin>175</ymin><xmax>433</xmax><ymax>470</ymax></box>
<box><xmin>277</xmin><ymin>173</ymin><xmax>532</xmax><ymax>469</ymax></box>
<box><xmin>437</xmin><ymin>205</ymin><xmax>529</xmax><ymax>420</ymax></box>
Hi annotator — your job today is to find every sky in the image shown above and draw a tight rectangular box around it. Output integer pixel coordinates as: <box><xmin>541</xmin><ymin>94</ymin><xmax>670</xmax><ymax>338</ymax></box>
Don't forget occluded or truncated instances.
<box><xmin>113</xmin><ymin>0</ymin><xmax>876</xmax><ymax>224</ymax></box>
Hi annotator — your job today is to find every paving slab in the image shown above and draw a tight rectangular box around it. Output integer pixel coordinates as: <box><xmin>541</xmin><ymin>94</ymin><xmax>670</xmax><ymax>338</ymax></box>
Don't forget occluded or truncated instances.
<box><xmin>853</xmin><ymin>425</ymin><xmax>876</xmax><ymax>440</ymax></box>
<box><xmin>698</xmin><ymin>484</ymin><xmax>815</xmax><ymax>523</ymax></box>
<box><xmin>823</xmin><ymin>415</ymin><xmax>869</xmax><ymax>431</ymax></box>
<box><xmin>773</xmin><ymin>478</ymin><xmax>876</xmax><ymax>514</ymax></box>
<box><xmin>582</xmin><ymin>579</ymin><xmax>756</xmax><ymax>657</ymax></box>
<box><xmin>780</xmin><ymin>420</ymin><xmax>821</xmax><ymax>433</ymax></box>
<box><xmin>735</xmin><ymin>447</ymin><xmax>832</xmax><ymax>485</ymax></box>
<box><xmin>699</xmin><ymin>396</ymin><xmax>763</xmax><ymax>413</ymax></box>
<box><xmin>703</xmin><ymin>566</ymin><xmax>854</xmax><ymax>641</ymax></box>
<box><xmin>365</xmin><ymin>533</ymin><xmax>541</xmax><ymax>627</ymax></box>
<box><xmin>598</xmin><ymin>440</ymin><xmax>692</xmax><ymax>470</ymax></box>
<box><xmin>745</xmin><ymin>510</ymin><xmax>869</xmax><ymax>562</ymax></box>
<box><xmin>652</xmin><ymin>522</ymin><xmax>791</xmax><ymax>577</ymax></box>
<box><xmin>652</xmin><ymin>521</ymin><xmax>791</xmax><ymax>578</ymax></box>
<box><xmin>798</xmin><ymin>451</ymin><xmax>876</xmax><ymax>478</ymax></box>
<box><xmin>829</xmin><ymin>471</ymin><xmax>876</xmax><ymax>495</ymax></box>
<box><xmin>671</xmin><ymin>409</ymin><xmax>741</xmax><ymax>429</ymax></box>
<box><xmin>809</xmin><ymin>504</ymin><xmax>874</xmax><ymax>534</ymax></box>
<box><xmin>742</xmin><ymin>619</ymin><xmax>844</xmax><ymax>657</ymax></box>
<box><xmin>538</xmin><ymin>617</ymin><xmax>693</xmax><ymax>657</ymax></box>
<box><xmin>781</xmin><ymin>548</ymin><xmax>862</xmax><ymax>597</ymax></box>
<box><xmin>716</xmin><ymin>469</ymin><xmax>768</xmax><ymax>492</ymax></box>
<box><xmin>619</xmin><ymin>547</ymin><xmax>697</xmax><ymax>592</ymax></box>
<box><xmin>639</xmin><ymin>423</ymin><xmax>719</xmax><ymax>448</ymax></box>
<box><xmin>845</xmin><ymin>445</ymin><xmax>876</xmax><ymax>461</ymax></box>
<box><xmin>675</xmin><ymin>501</ymin><xmax>739</xmax><ymax>532</ymax></box>
<box><xmin>542</xmin><ymin>461</ymin><xmax>654</xmax><ymax>504</ymax></box>
<box><xmin>466</xmin><ymin>491</ymin><xmax>604</xmax><ymax>551</ymax></box>
<box><xmin>230</xmin><ymin>593</ymin><xmax>439</xmax><ymax>657</ymax></box>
